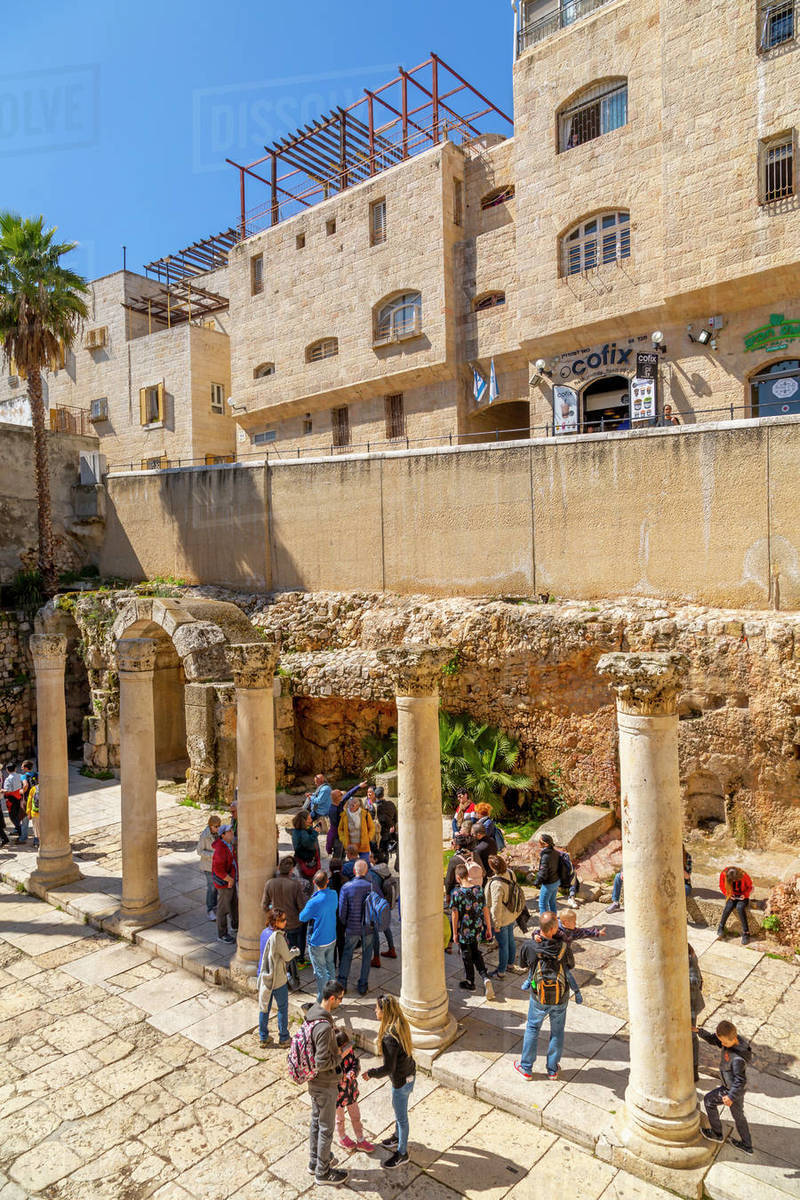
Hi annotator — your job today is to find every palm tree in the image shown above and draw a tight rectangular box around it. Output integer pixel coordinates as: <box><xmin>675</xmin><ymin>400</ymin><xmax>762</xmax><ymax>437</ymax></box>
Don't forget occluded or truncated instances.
<box><xmin>0</xmin><ymin>214</ymin><xmax>89</xmax><ymax>595</ymax></box>
<box><xmin>439</xmin><ymin>712</ymin><xmax>534</xmax><ymax>816</ymax></box>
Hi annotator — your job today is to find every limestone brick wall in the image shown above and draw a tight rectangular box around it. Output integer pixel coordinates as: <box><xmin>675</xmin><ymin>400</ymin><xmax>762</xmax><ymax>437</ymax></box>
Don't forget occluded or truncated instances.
<box><xmin>0</xmin><ymin>610</ymin><xmax>34</xmax><ymax>766</ymax></box>
<box><xmin>0</xmin><ymin>423</ymin><xmax>102</xmax><ymax>584</ymax></box>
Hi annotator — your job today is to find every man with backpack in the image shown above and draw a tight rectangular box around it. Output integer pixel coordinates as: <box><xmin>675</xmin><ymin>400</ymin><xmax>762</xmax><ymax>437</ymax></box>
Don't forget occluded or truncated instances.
<box><xmin>367</xmin><ymin>853</ymin><xmax>398</xmax><ymax>965</ymax></box>
<box><xmin>514</xmin><ymin>911</ymin><xmax>570</xmax><ymax>1081</ymax></box>
<box><xmin>290</xmin><ymin>979</ymin><xmax>348</xmax><ymax>1186</ymax></box>
<box><xmin>337</xmin><ymin>859</ymin><xmax>373</xmax><ymax>995</ymax></box>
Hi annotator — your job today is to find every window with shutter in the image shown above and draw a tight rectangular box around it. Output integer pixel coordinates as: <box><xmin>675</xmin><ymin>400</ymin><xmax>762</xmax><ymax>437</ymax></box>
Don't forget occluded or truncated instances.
<box><xmin>332</xmin><ymin>405</ymin><xmax>350</xmax><ymax>448</ymax></box>
<box><xmin>384</xmin><ymin>394</ymin><xmax>405</xmax><ymax>440</ymax></box>
<box><xmin>370</xmin><ymin>198</ymin><xmax>387</xmax><ymax>245</ymax></box>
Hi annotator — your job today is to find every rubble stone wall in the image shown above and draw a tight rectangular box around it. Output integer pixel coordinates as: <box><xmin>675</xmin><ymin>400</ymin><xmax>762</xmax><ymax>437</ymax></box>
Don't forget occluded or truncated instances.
<box><xmin>0</xmin><ymin>610</ymin><xmax>34</xmax><ymax>766</ymax></box>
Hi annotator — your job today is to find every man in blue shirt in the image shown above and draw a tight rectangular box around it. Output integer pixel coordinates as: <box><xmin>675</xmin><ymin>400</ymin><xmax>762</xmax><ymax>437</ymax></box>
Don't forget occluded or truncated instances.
<box><xmin>299</xmin><ymin>869</ymin><xmax>340</xmax><ymax>1002</ymax></box>
<box><xmin>304</xmin><ymin>774</ymin><xmax>333</xmax><ymax>820</ymax></box>
<box><xmin>337</xmin><ymin>860</ymin><xmax>372</xmax><ymax>995</ymax></box>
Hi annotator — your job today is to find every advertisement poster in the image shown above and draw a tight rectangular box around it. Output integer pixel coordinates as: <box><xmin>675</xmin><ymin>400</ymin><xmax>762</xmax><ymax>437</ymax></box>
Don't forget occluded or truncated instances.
<box><xmin>630</xmin><ymin>377</ymin><xmax>656</xmax><ymax>422</ymax></box>
<box><xmin>553</xmin><ymin>385</ymin><xmax>579</xmax><ymax>434</ymax></box>
<box><xmin>636</xmin><ymin>351</ymin><xmax>659</xmax><ymax>380</ymax></box>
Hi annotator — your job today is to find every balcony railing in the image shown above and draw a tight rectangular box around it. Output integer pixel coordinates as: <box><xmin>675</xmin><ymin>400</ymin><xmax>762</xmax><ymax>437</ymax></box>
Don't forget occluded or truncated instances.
<box><xmin>517</xmin><ymin>0</ymin><xmax>616</xmax><ymax>55</ymax></box>
<box><xmin>49</xmin><ymin>405</ymin><xmax>92</xmax><ymax>436</ymax></box>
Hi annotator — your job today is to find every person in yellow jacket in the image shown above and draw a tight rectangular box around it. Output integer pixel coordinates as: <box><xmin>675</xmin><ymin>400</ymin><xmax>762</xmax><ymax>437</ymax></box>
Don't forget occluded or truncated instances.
<box><xmin>26</xmin><ymin>782</ymin><xmax>39</xmax><ymax>849</ymax></box>
<box><xmin>338</xmin><ymin>793</ymin><xmax>374</xmax><ymax>860</ymax></box>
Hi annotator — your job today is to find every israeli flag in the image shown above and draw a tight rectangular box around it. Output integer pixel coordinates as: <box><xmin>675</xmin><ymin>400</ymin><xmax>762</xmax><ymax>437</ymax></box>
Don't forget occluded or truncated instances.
<box><xmin>489</xmin><ymin>358</ymin><xmax>499</xmax><ymax>405</ymax></box>
<box><xmin>473</xmin><ymin>366</ymin><xmax>487</xmax><ymax>405</ymax></box>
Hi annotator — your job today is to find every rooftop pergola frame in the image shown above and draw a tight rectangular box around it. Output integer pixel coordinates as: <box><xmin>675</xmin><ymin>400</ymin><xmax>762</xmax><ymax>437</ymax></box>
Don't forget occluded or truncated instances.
<box><xmin>123</xmin><ymin>277</ymin><xmax>229</xmax><ymax>331</ymax></box>
<box><xmin>227</xmin><ymin>52</ymin><xmax>513</xmax><ymax>239</ymax></box>
<box><xmin>144</xmin><ymin>228</ymin><xmax>239</xmax><ymax>284</ymax></box>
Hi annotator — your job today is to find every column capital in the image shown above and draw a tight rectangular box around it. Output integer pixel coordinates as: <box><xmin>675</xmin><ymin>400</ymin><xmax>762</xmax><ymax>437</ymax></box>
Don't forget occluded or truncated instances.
<box><xmin>117</xmin><ymin>637</ymin><xmax>157</xmax><ymax>674</ymax></box>
<box><xmin>376</xmin><ymin>645</ymin><xmax>453</xmax><ymax>697</ymax></box>
<box><xmin>597</xmin><ymin>651</ymin><xmax>689</xmax><ymax>716</ymax></box>
<box><xmin>227</xmin><ymin>640</ymin><xmax>280</xmax><ymax>689</ymax></box>
<box><xmin>30</xmin><ymin>633</ymin><xmax>67</xmax><ymax>667</ymax></box>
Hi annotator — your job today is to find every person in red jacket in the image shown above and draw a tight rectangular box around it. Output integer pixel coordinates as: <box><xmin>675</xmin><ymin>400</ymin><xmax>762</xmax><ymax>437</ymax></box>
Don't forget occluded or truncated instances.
<box><xmin>212</xmin><ymin>823</ymin><xmax>238</xmax><ymax>944</ymax></box>
<box><xmin>717</xmin><ymin>866</ymin><xmax>754</xmax><ymax>946</ymax></box>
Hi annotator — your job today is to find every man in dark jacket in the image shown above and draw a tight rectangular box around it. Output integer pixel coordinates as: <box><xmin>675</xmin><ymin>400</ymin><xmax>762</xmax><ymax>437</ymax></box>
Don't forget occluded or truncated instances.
<box><xmin>699</xmin><ymin>1019</ymin><xmax>753</xmax><ymax>1154</ymax></box>
<box><xmin>375</xmin><ymin>787</ymin><xmax>398</xmax><ymax>867</ymax></box>
<box><xmin>337</xmin><ymin>860</ymin><xmax>372</xmax><ymax>995</ymax></box>
<box><xmin>306</xmin><ymin>981</ymin><xmax>348</xmax><ymax>1185</ymax></box>
<box><xmin>262</xmin><ymin>857</ymin><xmax>308</xmax><ymax>988</ymax></box>
<box><xmin>470</xmin><ymin>821</ymin><xmax>498</xmax><ymax>879</ymax></box>
<box><xmin>514</xmin><ymin>912</ymin><xmax>570</xmax><ymax>1081</ymax></box>
<box><xmin>535</xmin><ymin>832</ymin><xmax>560</xmax><ymax>914</ymax></box>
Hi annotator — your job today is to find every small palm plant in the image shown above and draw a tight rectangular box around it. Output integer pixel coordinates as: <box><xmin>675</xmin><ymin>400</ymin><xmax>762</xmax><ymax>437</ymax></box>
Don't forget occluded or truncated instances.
<box><xmin>0</xmin><ymin>214</ymin><xmax>89</xmax><ymax>595</ymax></box>
<box><xmin>439</xmin><ymin>712</ymin><xmax>534</xmax><ymax>816</ymax></box>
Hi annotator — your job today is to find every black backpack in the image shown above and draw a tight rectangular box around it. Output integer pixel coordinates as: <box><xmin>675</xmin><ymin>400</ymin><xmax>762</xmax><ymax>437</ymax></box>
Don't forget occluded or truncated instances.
<box><xmin>557</xmin><ymin>851</ymin><xmax>573</xmax><ymax>891</ymax></box>
<box><xmin>532</xmin><ymin>944</ymin><xmax>569</xmax><ymax>1006</ymax></box>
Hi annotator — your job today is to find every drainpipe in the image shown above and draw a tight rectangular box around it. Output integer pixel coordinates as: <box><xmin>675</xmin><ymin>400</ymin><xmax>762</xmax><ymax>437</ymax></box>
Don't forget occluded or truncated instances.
<box><xmin>510</xmin><ymin>0</ymin><xmax>519</xmax><ymax>60</ymax></box>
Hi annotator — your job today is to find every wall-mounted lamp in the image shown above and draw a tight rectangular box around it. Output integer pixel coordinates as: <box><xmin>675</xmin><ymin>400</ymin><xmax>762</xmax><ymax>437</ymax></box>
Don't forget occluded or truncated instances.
<box><xmin>227</xmin><ymin>396</ymin><xmax>247</xmax><ymax>414</ymax></box>
<box><xmin>534</xmin><ymin>357</ymin><xmax>553</xmax><ymax>377</ymax></box>
<box><xmin>651</xmin><ymin>330</ymin><xmax>667</xmax><ymax>354</ymax></box>
<box><xmin>687</xmin><ymin>325</ymin><xmax>712</xmax><ymax>345</ymax></box>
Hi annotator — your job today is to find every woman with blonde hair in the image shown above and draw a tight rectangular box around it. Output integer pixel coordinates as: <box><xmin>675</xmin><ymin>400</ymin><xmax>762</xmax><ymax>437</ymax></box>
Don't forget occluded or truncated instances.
<box><xmin>362</xmin><ymin>994</ymin><xmax>416</xmax><ymax>1169</ymax></box>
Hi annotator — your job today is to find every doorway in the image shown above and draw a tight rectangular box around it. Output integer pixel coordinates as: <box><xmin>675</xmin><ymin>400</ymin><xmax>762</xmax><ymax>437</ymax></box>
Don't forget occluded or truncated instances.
<box><xmin>582</xmin><ymin>374</ymin><xmax>630</xmax><ymax>432</ymax></box>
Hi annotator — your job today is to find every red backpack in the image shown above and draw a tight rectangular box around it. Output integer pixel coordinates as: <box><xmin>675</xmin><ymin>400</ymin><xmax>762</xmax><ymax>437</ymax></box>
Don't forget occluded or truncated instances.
<box><xmin>287</xmin><ymin>1019</ymin><xmax>326</xmax><ymax>1084</ymax></box>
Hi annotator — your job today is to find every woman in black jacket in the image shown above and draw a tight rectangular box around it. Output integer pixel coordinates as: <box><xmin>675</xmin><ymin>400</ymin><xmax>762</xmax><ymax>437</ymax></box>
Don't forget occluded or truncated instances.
<box><xmin>363</xmin><ymin>994</ymin><xmax>416</xmax><ymax>1169</ymax></box>
<box><xmin>535</xmin><ymin>832</ymin><xmax>560</xmax><ymax>914</ymax></box>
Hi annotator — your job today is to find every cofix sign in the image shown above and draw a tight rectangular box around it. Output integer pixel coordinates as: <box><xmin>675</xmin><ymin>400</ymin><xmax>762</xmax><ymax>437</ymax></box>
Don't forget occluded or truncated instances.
<box><xmin>552</xmin><ymin>335</ymin><xmax>650</xmax><ymax>383</ymax></box>
<box><xmin>636</xmin><ymin>351</ymin><xmax>659</xmax><ymax>380</ymax></box>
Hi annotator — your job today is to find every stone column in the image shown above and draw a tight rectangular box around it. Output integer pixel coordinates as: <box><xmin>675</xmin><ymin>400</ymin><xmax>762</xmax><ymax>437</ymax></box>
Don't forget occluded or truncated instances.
<box><xmin>29</xmin><ymin>634</ymin><xmax>80</xmax><ymax>890</ymax></box>
<box><xmin>596</xmin><ymin>651</ymin><xmax>710</xmax><ymax>1169</ymax></box>
<box><xmin>377</xmin><ymin>647</ymin><xmax>458</xmax><ymax>1052</ymax></box>
<box><xmin>228</xmin><ymin>641</ymin><xmax>280</xmax><ymax>975</ymax></box>
<box><xmin>116</xmin><ymin>638</ymin><xmax>164</xmax><ymax>929</ymax></box>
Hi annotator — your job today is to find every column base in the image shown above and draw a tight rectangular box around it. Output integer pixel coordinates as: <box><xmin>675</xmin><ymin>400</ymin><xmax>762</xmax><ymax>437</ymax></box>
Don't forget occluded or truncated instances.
<box><xmin>231</xmin><ymin>948</ymin><xmax>260</xmax><ymax>978</ymax></box>
<box><xmin>29</xmin><ymin>860</ymin><xmax>82</xmax><ymax>895</ymax></box>
<box><xmin>617</xmin><ymin>1098</ymin><xmax>713</xmax><ymax>1170</ymax></box>
<box><xmin>104</xmin><ymin>902</ymin><xmax>168</xmax><ymax>939</ymax></box>
<box><xmin>407</xmin><ymin>1011</ymin><xmax>458</xmax><ymax>1053</ymax></box>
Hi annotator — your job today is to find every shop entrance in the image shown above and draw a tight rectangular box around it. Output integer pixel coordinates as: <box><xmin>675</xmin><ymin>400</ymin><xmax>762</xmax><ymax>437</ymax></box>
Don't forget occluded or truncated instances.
<box><xmin>750</xmin><ymin>359</ymin><xmax>800</xmax><ymax>417</ymax></box>
<box><xmin>582</xmin><ymin>374</ymin><xmax>630</xmax><ymax>432</ymax></box>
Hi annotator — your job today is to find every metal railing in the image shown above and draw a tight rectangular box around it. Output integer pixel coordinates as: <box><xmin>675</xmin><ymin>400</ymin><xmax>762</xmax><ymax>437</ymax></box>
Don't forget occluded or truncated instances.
<box><xmin>517</xmin><ymin>0</ymin><xmax>616</xmax><ymax>55</ymax></box>
<box><xmin>103</xmin><ymin>403</ymin><xmax>798</xmax><ymax>475</ymax></box>
<box><xmin>49</xmin><ymin>405</ymin><xmax>92</xmax><ymax>436</ymax></box>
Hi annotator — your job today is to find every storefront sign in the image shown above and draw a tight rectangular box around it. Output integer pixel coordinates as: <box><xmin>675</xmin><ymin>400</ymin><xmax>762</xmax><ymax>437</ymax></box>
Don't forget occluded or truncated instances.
<box><xmin>553</xmin><ymin>386</ymin><xmax>578</xmax><ymax>434</ymax></box>
<box><xmin>630</xmin><ymin>377</ymin><xmax>656</xmax><ymax>422</ymax></box>
<box><xmin>552</xmin><ymin>335</ymin><xmax>650</xmax><ymax>383</ymax></box>
<box><xmin>636</xmin><ymin>351</ymin><xmax>659</xmax><ymax>380</ymax></box>
<box><xmin>744</xmin><ymin>313</ymin><xmax>800</xmax><ymax>352</ymax></box>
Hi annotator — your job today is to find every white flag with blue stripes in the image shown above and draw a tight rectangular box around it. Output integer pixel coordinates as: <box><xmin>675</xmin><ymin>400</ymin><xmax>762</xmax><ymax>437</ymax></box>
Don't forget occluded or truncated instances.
<box><xmin>489</xmin><ymin>358</ymin><xmax>499</xmax><ymax>405</ymax></box>
<box><xmin>473</xmin><ymin>366</ymin><xmax>487</xmax><ymax>405</ymax></box>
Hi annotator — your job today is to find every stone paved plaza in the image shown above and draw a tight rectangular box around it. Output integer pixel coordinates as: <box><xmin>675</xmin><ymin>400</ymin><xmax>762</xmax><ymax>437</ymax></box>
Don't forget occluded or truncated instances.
<box><xmin>1</xmin><ymin>770</ymin><xmax>800</xmax><ymax>1198</ymax></box>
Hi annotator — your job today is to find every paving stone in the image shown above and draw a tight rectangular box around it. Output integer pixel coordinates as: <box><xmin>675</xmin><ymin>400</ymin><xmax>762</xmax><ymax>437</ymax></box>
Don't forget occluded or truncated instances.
<box><xmin>91</xmin><ymin>1049</ymin><xmax>173</xmax><ymax>1098</ymax></box>
<box><xmin>123</xmin><ymin>970</ymin><xmax>208</xmax><ymax>1014</ymax></box>
<box><xmin>504</xmin><ymin>1139</ymin><xmax>616</xmax><ymax>1199</ymax></box>
<box><xmin>171</xmin><ymin>1144</ymin><xmax>264</xmax><ymax>1198</ymax></box>
<box><xmin>159</xmin><ymin>1054</ymin><xmax>234</xmax><ymax>1103</ymax></box>
<box><xmin>8</xmin><ymin>1141</ymin><xmax>84</xmax><ymax>1192</ymax></box>
<box><xmin>704</xmin><ymin>1147</ymin><xmax>800</xmax><ymax>1200</ymax></box>
<box><xmin>181</xmin><ymin>996</ymin><xmax>260</xmax><ymax>1050</ymax></box>
<box><xmin>62</xmin><ymin>940</ymin><xmax>152</xmax><ymax>984</ymax></box>
<box><xmin>599</xmin><ymin>1171</ymin><xmax>684</xmax><ymax>1200</ymax></box>
<box><xmin>229</xmin><ymin>1176</ymin><xmax>301</xmax><ymax>1200</ymax></box>
<box><xmin>404</xmin><ymin>1086</ymin><xmax>490</xmax><ymax>1168</ymax></box>
<box><xmin>426</xmin><ymin>1106</ymin><xmax>556</xmax><ymax>1198</ymax></box>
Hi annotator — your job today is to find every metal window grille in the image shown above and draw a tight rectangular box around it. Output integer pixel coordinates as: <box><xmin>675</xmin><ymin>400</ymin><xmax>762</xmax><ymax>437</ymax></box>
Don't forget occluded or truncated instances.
<box><xmin>474</xmin><ymin>292</ymin><xmax>506</xmax><ymax>311</ymax></box>
<box><xmin>251</xmin><ymin>255</ymin><xmax>264</xmax><ymax>295</ymax></box>
<box><xmin>142</xmin><ymin>456</ymin><xmax>166</xmax><ymax>471</ymax></box>
<box><xmin>760</xmin><ymin>1</ymin><xmax>795</xmax><ymax>48</ymax></box>
<box><xmin>518</xmin><ymin>0</ymin><xmax>615</xmax><ymax>54</ymax></box>
<box><xmin>375</xmin><ymin>293</ymin><xmax>422</xmax><ymax>342</ymax></box>
<box><xmin>385</xmin><ymin>394</ymin><xmax>405</xmax><ymax>440</ymax></box>
<box><xmin>210</xmin><ymin>382</ymin><xmax>225</xmax><ymax>412</ymax></box>
<box><xmin>332</xmin><ymin>405</ymin><xmax>350</xmax><ymax>448</ymax></box>
<box><xmin>763</xmin><ymin>137</ymin><xmax>794</xmax><ymax>201</ymax></box>
<box><xmin>453</xmin><ymin>179</ymin><xmax>464</xmax><ymax>227</ymax></box>
<box><xmin>370</xmin><ymin>199</ymin><xmax>387</xmax><ymax>245</ymax></box>
<box><xmin>481</xmin><ymin>185</ymin><xmax>515</xmax><ymax>211</ymax></box>
<box><xmin>254</xmin><ymin>362</ymin><xmax>275</xmax><ymax>379</ymax></box>
<box><xmin>253</xmin><ymin>429</ymin><xmax>277</xmax><ymax>445</ymax></box>
<box><xmin>302</xmin><ymin>414</ymin><xmax>313</xmax><ymax>435</ymax></box>
<box><xmin>307</xmin><ymin>338</ymin><xmax>338</xmax><ymax>362</ymax></box>
<box><xmin>562</xmin><ymin>211</ymin><xmax>630</xmax><ymax>276</ymax></box>
<box><xmin>559</xmin><ymin>82</ymin><xmax>627</xmax><ymax>151</ymax></box>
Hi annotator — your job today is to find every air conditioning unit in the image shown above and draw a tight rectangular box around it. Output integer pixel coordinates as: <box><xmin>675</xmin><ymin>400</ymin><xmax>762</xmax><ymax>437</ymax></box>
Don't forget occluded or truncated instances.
<box><xmin>90</xmin><ymin>397</ymin><xmax>108</xmax><ymax>422</ymax></box>
<box><xmin>79</xmin><ymin>451</ymin><xmax>107</xmax><ymax>485</ymax></box>
<box><xmin>85</xmin><ymin>326</ymin><xmax>108</xmax><ymax>350</ymax></box>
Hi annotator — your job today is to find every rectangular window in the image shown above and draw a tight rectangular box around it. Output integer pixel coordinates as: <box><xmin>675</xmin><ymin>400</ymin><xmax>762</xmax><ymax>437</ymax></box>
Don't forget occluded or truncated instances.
<box><xmin>141</xmin><ymin>455</ymin><xmax>166</xmax><ymax>471</ymax></box>
<box><xmin>370</xmin><ymin>198</ymin><xmax>387</xmax><ymax>245</ymax></box>
<box><xmin>760</xmin><ymin>1</ymin><xmax>795</xmax><ymax>48</ymax></box>
<box><xmin>251</xmin><ymin>254</ymin><xmax>264</xmax><ymax>295</ymax></box>
<box><xmin>296</xmin><ymin>232</ymin><xmax>306</xmax><ymax>249</ymax></box>
<box><xmin>253</xmin><ymin>429</ymin><xmax>277</xmax><ymax>445</ymax></box>
<box><xmin>762</xmin><ymin>134</ymin><xmax>794</xmax><ymax>201</ymax></box>
<box><xmin>204</xmin><ymin>453</ymin><xmax>234</xmax><ymax>464</ymax></box>
<box><xmin>302</xmin><ymin>413</ymin><xmax>313</xmax><ymax>435</ymax></box>
<box><xmin>560</xmin><ymin>82</ymin><xmax>628</xmax><ymax>152</ymax></box>
<box><xmin>139</xmin><ymin>383</ymin><xmax>164</xmax><ymax>425</ymax></box>
<box><xmin>90</xmin><ymin>397</ymin><xmax>108</xmax><ymax>422</ymax></box>
<box><xmin>385</xmin><ymin>394</ymin><xmax>405</xmax><ymax>440</ymax></box>
<box><xmin>326</xmin><ymin>218</ymin><xmax>337</xmax><ymax>236</ymax></box>
<box><xmin>453</xmin><ymin>179</ymin><xmax>464</xmax><ymax>227</ymax></box>
<box><xmin>332</xmin><ymin>405</ymin><xmax>350</xmax><ymax>448</ymax></box>
<box><xmin>210</xmin><ymin>382</ymin><xmax>225</xmax><ymax>413</ymax></box>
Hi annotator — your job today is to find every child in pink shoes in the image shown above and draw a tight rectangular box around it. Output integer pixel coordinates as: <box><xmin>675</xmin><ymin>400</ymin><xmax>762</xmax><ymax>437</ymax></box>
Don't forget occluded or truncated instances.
<box><xmin>335</xmin><ymin>1030</ymin><xmax>374</xmax><ymax>1152</ymax></box>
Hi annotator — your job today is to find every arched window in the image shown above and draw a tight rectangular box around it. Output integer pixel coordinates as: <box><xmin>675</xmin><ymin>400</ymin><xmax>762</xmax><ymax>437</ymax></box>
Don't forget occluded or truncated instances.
<box><xmin>562</xmin><ymin>211</ymin><xmax>630</xmax><ymax>276</ymax></box>
<box><xmin>374</xmin><ymin>292</ymin><xmax>422</xmax><ymax>344</ymax></box>
<box><xmin>480</xmin><ymin>184</ymin><xmax>515</xmax><ymax>210</ymax></box>
<box><xmin>253</xmin><ymin>362</ymin><xmax>275</xmax><ymax>379</ymax></box>
<box><xmin>306</xmin><ymin>338</ymin><xmax>338</xmax><ymax>363</ymax></box>
<box><xmin>559</xmin><ymin>80</ymin><xmax>627</xmax><ymax>152</ymax></box>
<box><xmin>474</xmin><ymin>291</ymin><xmax>506</xmax><ymax>312</ymax></box>
<box><xmin>750</xmin><ymin>359</ymin><xmax>800</xmax><ymax>416</ymax></box>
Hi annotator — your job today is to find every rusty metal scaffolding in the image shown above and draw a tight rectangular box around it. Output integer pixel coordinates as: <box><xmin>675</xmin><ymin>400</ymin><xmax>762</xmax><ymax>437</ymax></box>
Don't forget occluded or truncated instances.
<box><xmin>227</xmin><ymin>52</ymin><xmax>513</xmax><ymax>239</ymax></box>
<box><xmin>123</xmin><ymin>278</ymin><xmax>229</xmax><ymax>331</ymax></box>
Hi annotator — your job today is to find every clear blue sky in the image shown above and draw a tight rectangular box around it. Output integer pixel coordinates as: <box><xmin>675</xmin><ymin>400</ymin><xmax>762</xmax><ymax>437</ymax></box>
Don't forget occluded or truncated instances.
<box><xmin>2</xmin><ymin>0</ymin><xmax>514</xmax><ymax>280</ymax></box>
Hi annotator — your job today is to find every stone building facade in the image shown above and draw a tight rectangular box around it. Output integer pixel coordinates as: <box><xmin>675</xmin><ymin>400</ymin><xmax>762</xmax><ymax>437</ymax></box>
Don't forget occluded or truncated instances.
<box><xmin>223</xmin><ymin>0</ymin><xmax>800</xmax><ymax>453</ymax></box>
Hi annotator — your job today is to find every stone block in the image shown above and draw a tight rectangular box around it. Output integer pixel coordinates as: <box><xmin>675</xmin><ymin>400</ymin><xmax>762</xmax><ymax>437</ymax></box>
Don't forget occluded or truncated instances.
<box><xmin>537</xmin><ymin>805</ymin><xmax>615</xmax><ymax>858</ymax></box>
<box><xmin>375</xmin><ymin>769</ymin><xmax>399</xmax><ymax>797</ymax></box>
